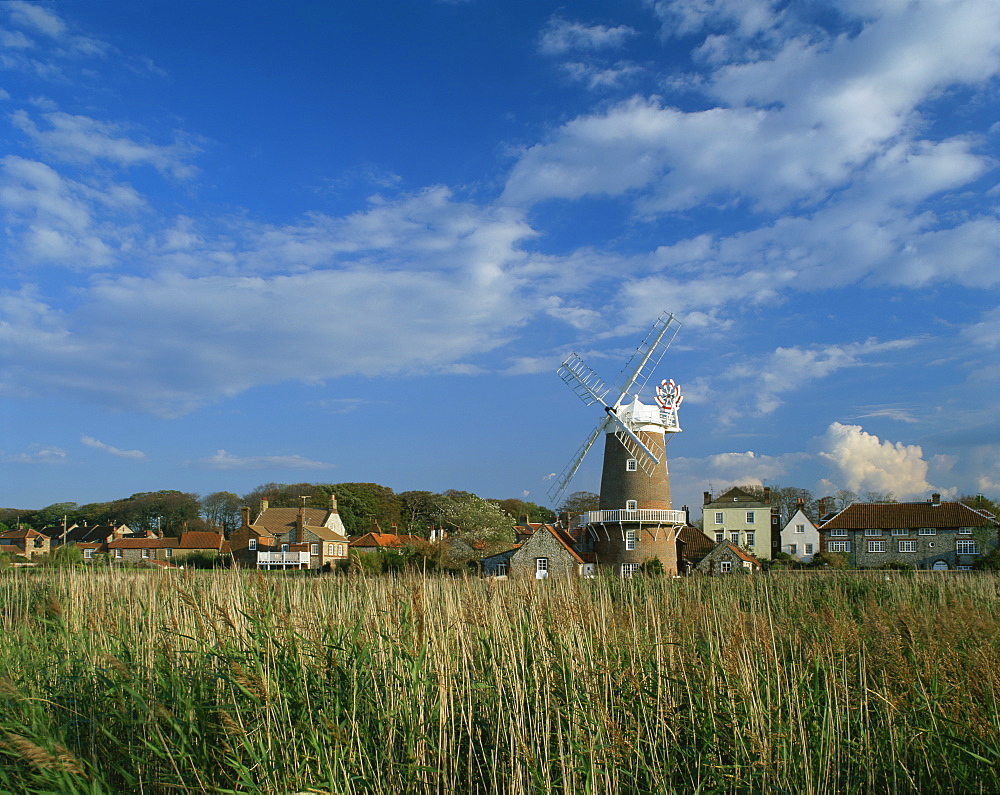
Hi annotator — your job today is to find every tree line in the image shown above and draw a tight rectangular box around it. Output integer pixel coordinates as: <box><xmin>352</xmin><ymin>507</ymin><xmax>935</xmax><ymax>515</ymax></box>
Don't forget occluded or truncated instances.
<box><xmin>0</xmin><ymin>483</ymin><xmax>557</xmax><ymax>540</ymax></box>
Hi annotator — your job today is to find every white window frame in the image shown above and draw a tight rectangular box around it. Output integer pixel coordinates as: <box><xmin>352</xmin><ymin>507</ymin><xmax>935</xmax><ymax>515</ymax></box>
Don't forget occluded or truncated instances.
<box><xmin>829</xmin><ymin>541</ymin><xmax>850</xmax><ymax>553</ymax></box>
<box><xmin>864</xmin><ymin>528</ymin><xmax>883</xmax><ymax>536</ymax></box>
<box><xmin>621</xmin><ymin>563</ymin><xmax>640</xmax><ymax>578</ymax></box>
<box><xmin>84</xmin><ymin>549</ymin><xmax>93</xmax><ymax>559</ymax></box>
<box><xmin>829</xmin><ymin>529</ymin><xmax>848</xmax><ymax>537</ymax></box>
<box><xmin>730</xmin><ymin>532</ymin><xmax>740</xmax><ymax>545</ymax></box>
<box><xmin>891</xmin><ymin>528</ymin><xmax>908</xmax><ymax>536</ymax></box>
<box><xmin>795</xmin><ymin>524</ymin><xmax>805</xmax><ymax>534</ymax></box>
<box><xmin>311</xmin><ymin>543</ymin><xmax>320</xmax><ymax>555</ymax></box>
<box><xmin>535</xmin><ymin>558</ymin><xmax>548</xmax><ymax>573</ymax></box>
<box><xmin>248</xmin><ymin>538</ymin><xmax>257</xmax><ymax>551</ymax></box>
<box><xmin>745</xmin><ymin>532</ymin><xmax>755</xmax><ymax>548</ymax></box>
<box><xmin>918</xmin><ymin>527</ymin><xmax>937</xmax><ymax>536</ymax></box>
<box><xmin>805</xmin><ymin>543</ymin><xmax>814</xmax><ymax>555</ymax></box>
<box><xmin>958</xmin><ymin>527</ymin><xmax>973</xmax><ymax>536</ymax></box>
<box><xmin>956</xmin><ymin>540</ymin><xmax>979</xmax><ymax>554</ymax></box>
<box><xmin>898</xmin><ymin>540</ymin><xmax>917</xmax><ymax>553</ymax></box>
<box><xmin>868</xmin><ymin>540</ymin><xmax>886</xmax><ymax>553</ymax></box>
<box><xmin>625</xmin><ymin>500</ymin><xmax>638</xmax><ymax>511</ymax></box>
<box><xmin>626</xmin><ymin>458</ymin><xmax>637</xmax><ymax>472</ymax></box>
<box><xmin>114</xmin><ymin>548</ymin><xmax>122</xmax><ymax>559</ymax></box>
<box><xmin>719</xmin><ymin>561</ymin><xmax>733</xmax><ymax>573</ymax></box>
<box><xmin>715</xmin><ymin>512</ymin><xmax>724</xmax><ymax>524</ymax></box>
<box><xmin>625</xmin><ymin>530</ymin><xmax>637</xmax><ymax>551</ymax></box>
<box><xmin>141</xmin><ymin>548</ymin><xmax>150</xmax><ymax>559</ymax></box>
<box><xmin>788</xmin><ymin>544</ymin><xmax>797</xmax><ymax>555</ymax></box>
<box><xmin>746</xmin><ymin>511</ymin><xmax>755</xmax><ymax>524</ymax></box>
<box><xmin>165</xmin><ymin>548</ymin><xmax>172</xmax><ymax>558</ymax></box>
<box><xmin>495</xmin><ymin>562</ymin><xmax>507</xmax><ymax>577</ymax></box>
<box><xmin>715</xmin><ymin>532</ymin><xmax>724</xmax><ymax>543</ymax></box>
<box><xmin>281</xmin><ymin>543</ymin><xmax>290</xmax><ymax>553</ymax></box>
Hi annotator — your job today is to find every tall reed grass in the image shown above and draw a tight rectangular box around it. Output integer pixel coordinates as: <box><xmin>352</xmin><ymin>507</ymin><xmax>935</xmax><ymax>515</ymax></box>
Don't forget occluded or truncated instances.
<box><xmin>0</xmin><ymin>568</ymin><xmax>998</xmax><ymax>793</ymax></box>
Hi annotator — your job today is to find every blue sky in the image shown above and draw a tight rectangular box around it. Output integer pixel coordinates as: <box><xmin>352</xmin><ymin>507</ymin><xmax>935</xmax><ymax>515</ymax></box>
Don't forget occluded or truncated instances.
<box><xmin>1</xmin><ymin>0</ymin><xmax>999</xmax><ymax>515</ymax></box>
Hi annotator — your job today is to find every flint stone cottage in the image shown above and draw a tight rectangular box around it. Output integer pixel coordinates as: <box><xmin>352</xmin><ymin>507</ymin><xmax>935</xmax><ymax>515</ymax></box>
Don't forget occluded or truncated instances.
<box><xmin>819</xmin><ymin>494</ymin><xmax>1000</xmax><ymax>570</ymax></box>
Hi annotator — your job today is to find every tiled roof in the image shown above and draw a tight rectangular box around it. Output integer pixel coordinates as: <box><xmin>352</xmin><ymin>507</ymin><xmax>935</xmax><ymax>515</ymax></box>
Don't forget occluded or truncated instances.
<box><xmin>677</xmin><ymin>526</ymin><xmax>714</xmax><ymax>562</ymax></box>
<box><xmin>253</xmin><ymin>507</ymin><xmax>331</xmax><ymax>536</ymax></box>
<box><xmin>549</xmin><ymin>527</ymin><xmax>585</xmax><ymax>564</ymax></box>
<box><xmin>108</xmin><ymin>538</ymin><xmax>170</xmax><ymax>549</ymax></box>
<box><xmin>705</xmin><ymin>487</ymin><xmax>769</xmax><ymax>508</ymax></box>
<box><xmin>820</xmin><ymin>501</ymin><xmax>999</xmax><ymax>530</ymax></box>
<box><xmin>177</xmin><ymin>531</ymin><xmax>224</xmax><ymax>550</ymax></box>
<box><xmin>350</xmin><ymin>532</ymin><xmax>420</xmax><ymax>548</ymax></box>
<box><xmin>0</xmin><ymin>528</ymin><xmax>43</xmax><ymax>540</ymax></box>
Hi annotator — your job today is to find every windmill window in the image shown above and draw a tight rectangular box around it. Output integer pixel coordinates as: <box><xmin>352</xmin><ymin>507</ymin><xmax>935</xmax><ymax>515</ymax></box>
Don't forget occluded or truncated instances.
<box><xmin>626</xmin><ymin>500</ymin><xmax>637</xmax><ymax>511</ymax></box>
<box><xmin>621</xmin><ymin>563</ymin><xmax>640</xmax><ymax>578</ymax></box>
<box><xmin>626</xmin><ymin>459</ymin><xmax>637</xmax><ymax>472</ymax></box>
<box><xmin>625</xmin><ymin>530</ymin><xmax>637</xmax><ymax>550</ymax></box>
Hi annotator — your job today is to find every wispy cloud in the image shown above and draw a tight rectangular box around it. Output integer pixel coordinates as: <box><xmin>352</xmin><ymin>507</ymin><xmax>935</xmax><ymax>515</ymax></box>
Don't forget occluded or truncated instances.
<box><xmin>539</xmin><ymin>18</ymin><xmax>637</xmax><ymax>55</ymax></box>
<box><xmin>192</xmin><ymin>450</ymin><xmax>334</xmax><ymax>471</ymax></box>
<box><xmin>4</xmin><ymin>446</ymin><xmax>67</xmax><ymax>464</ymax></box>
<box><xmin>80</xmin><ymin>435</ymin><xmax>146</xmax><ymax>460</ymax></box>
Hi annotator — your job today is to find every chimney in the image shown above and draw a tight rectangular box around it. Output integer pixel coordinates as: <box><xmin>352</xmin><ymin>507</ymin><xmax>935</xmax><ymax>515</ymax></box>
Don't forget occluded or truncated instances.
<box><xmin>297</xmin><ymin>505</ymin><xmax>305</xmax><ymax>544</ymax></box>
<box><xmin>682</xmin><ymin>505</ymin><xmax>690</xmax><ymax>525</ymax></box>
<box><xmin>261</xmin><ymin>498</ymin><xmax>269</xmax><ymax>512</ymax></box>
<box><xmin>241</xmin><ymin>506</ymin><xmax>250</xmax><ymax>527</ymax></box>
<box><xmin>763</xmin><ymin>487</ymin><xmax>771</xmax><ymax>504</ymax></box>
<box><xmin>931</xmin><ymin>492</ymin><xmax>941</xmax><ymax>506</ymax></box>
<box><xmin>704</xmin><ymin>491</ymin><xmax>712</xmax><ymax>505</ymax></box>
<box><xmin>390</xmin><ymin>523</ymin><xmax>398</xmax><ymax>534</ymax></box>
<box><xmin>797</xmin><ymin>497</ymin><xmax>804</xmax><ymax>507</ymax></box>
<box><xmin>330</xmin><ymin>493</ymin><xmax>338</xmax><ymax>513</ymax></box>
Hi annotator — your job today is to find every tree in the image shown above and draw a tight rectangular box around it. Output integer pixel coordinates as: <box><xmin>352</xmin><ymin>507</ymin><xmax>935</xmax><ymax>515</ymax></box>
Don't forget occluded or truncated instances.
<box><xmin>201</xmin><ymin>491</ymin><xmax>242</xmax><ymax>533</ymax></box>
<box><xmin>492</xmin><ymin>498</ymin><xmax>556</xmax><ymax>525</ymax></box>
<box><xmin>862</xmin><ymin>490</ymin><xmax>897</xmax><ymax>503</ymax></box>
<box><xmin>833</xmin><ymin>490</ymin><xmax>859</xmax><ymax>511</ymax></box>
<box><xmin>438</xmin><ymin>493</ymin><xmax>514</xmax><ymax>555</ymax></box>
<box><xmin>559</xmin><ymin>491</ymin><xmax>600</xmax><ymax>516</ymax></box>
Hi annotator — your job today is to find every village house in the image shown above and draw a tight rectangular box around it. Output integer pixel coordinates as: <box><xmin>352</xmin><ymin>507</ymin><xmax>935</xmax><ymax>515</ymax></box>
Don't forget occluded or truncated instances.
<box><xmin>695</xmin><ymin>541</ymin><xmax>762</xmax><ymax>575</ymax></box>
<box><xmin>230</xmin><ymin>495</ymin><xmax>349</xmax><ymax>570</ymax></box>
<box><xmin>349</xmin><ymin>522</ymin><xmax>422</xmax><ymax>554</ymax></box>
<box><xmin>702</xmin><ymin>488</ymin><xmax>780</xmax><ymax>560</ymax></box>
<box><xmin>819</xmin><ymin>494</ymin><xmax>1000</xmax><ymax>570</ymax></box>
<box><xmin>0</xmin><ymin>527</ymin><xmax>51</xmax><ymax>560</ymax></box>
<box><xmin>780</xmin><ymin>498</ymin><xmax>820</xmax><ymax>563</ymax></box>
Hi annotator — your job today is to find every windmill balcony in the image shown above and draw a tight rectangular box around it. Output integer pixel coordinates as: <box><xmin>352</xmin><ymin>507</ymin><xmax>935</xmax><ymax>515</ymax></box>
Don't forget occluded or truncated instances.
<box><xmin>256</xmin><ymin>551</ymin><xmax>310</xmax><ymax>567</ymax></box>
<box><xmin>582</xmin><ymin>509</ymin><xmax>687</xmax><ymax>525</ymax></box>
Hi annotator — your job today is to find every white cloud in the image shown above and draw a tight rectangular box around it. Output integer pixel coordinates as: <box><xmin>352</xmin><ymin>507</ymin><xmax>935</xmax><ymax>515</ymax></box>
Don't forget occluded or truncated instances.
<box><xmin>539</xmin><ymin>18</ymin><xmax>637</xmax><ymax>55</ymax></box>
<box><xmin>193</xmin><ymin>450</ymin><xmax>333</xmax><ymax>471</ymax></box>
<box><xmin>4</xmin><ymin>2</ymin><xmax>66</xmax><ymax>39</ymax></box>
<box><xmin>561</xmin><ymin>61</ymin><xmax>644</xmax><ymax>90</ymax></box>
<box><xmin>817</xmin><ymin>422</ymin><xmax>932</xmax><ymax>497</ymax></box>
<box><xmin>4</xmin><ymin>446</ymin><xmax>67</xmax><ymax>464</ymax></box>
<box><xmin>11</xmin><ymin>110</ymin><xmax>199</xmax><ymax>179</ymax></box>
<box><xmin>80</xmin><ymin>435</ymin><xmax>146</xmax><ymax>460</ymax></box>
<box><xmin>963</xmin><ymin>306</ymin><xmax>1000</xmax><ymax>349</ymax></box>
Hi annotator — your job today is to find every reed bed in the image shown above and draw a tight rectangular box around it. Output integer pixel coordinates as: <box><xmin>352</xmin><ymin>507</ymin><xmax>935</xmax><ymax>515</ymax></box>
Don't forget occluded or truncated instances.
<box><xmin>0</xmin><ymin>569</ymin><xmax>998</xmax><ymax>793</ymax></box>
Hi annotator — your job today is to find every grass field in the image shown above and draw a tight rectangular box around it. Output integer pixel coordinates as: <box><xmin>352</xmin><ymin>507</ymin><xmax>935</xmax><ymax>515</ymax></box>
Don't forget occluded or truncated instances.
<box><xmin>0</xmin><ymin>568</ymin><xmax>998</xmax><ymax>793</ymax></box>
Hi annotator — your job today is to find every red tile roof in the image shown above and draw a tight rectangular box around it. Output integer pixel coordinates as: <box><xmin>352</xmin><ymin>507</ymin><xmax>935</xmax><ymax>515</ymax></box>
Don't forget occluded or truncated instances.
<box><xmin>350</xmin><ymin>532</ymin><xmax>420</xmax><ymax>548</ymax></box>
<box><xmin>820</xmin><ymin>501</ymin><xmax>998</xmax><ymax>530</ymax></box>
<box><xmin>177</xmin><ymin>531</ymin><xmax>224</xmax><ymax>550</ymax></box>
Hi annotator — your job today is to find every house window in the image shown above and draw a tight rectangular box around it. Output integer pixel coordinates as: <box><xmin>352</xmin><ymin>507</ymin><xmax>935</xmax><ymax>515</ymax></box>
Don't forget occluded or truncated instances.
<box><xmin>918</xmin><ymin>527</ymin><xmax>936</xmax><ymax>536</ymax></box>
<box><xmin>165</xmin><ymin>548</ymin><xmax>172</xmax><ymax>558</ymax></box>
<box><xmin>115</xmin><ymin>549</ymin><xmax>122</xmax><ymax>559</ymax></box>
<box><xmin>626</xmin><ymin>459</ymin><xmax>637</xmax><ymax>472</ymax></box>
<box><xmin>898</xmin><ymin>540</ymin><xmax>917</xmax><ymax>553</ymax></box>
<box><xmin>338</xmin><ymin>544</ymin><xmax>345</xmax><ymax>556</ymax></box>
<box><xmin>715</xmin><ymin>533</ymin><xmax>724</xmax><ymax>543</ymax></box>
<box><xmin>745</xmin><ymin>532</ymin><xmax>755</xmax><ymax>548</ymax></box>
<box><xmin>891</xmin><ymin>528</ymin><xmax>908</xmax><ymax>536</ymax></box>
<box><xmin>868</xmin><ymin>540</ymin><xmax>886</xmax><ymax>553</ymax></box>
<box><xmin>281</xmin><ymin>543</ymin><xmax>289</xmax><ymax>552</ymax></box>
<box><xmin>795</xmin><ymin>524</ymin><xmax>805</xmax><ymax>534</ymax></box>
<box><xmin>829</xmin><ymin>541</ymin><xmax>850</xmax><ymax>553</ymax></box>
<box><xmin>535</xmin><ymin>558</ymin><xmax>548</xmax><ymax>576</ymax></box>
<box><xmin>141</xmin><ymin>548</ymin><xmax>150</xmax><ymax>559</ymax></box>
<box><xmin>829</xmin><ymin>529</ymin><xmax>848</xmax><ymax>537</ymax></box>
<box><xmin>719</xmin><ymin>561</ymin><xmax>733</xmax><ymax>573</ymax></box>
<box><xmin>746</xmin><ymin>512</ymin><xmax>755</xmax><ymax>524</ymax></box>
<box><xmin>625</xmin><ymin>530</ymin><xmax>637</xmax><ymax>551</ymax></box>
<box><xmin>957</xmin><ymin>565</ymin><xmax>972</xmax><ymax>571</ymax></box>
<box><xmin>805</xmin><ymin>544</ymin><xmax>814</xmax><ymax>555</ymax></box>
<box><xmin>958</xmin><ymin>527</ymin><xmax>973</xmax><ymax>535</ymax></box>
<box><xmin>621</xmin><ymin>563</ymin><xmax>640</xmax><ymax>578</ymax></box>
<box><xmin>715</xmin><ymin>512</ymin><xmax>724</xmax><ymax>524</ymax></box>
<box><xmin>249</xmin><ymin>538</ymin><xmax>257</xmax><ymax>551</ymax></box>
<box><xmin>625</xmin><ymin>500</ymin><xmax>638</xmax><ymax>511</ymax></box>
<box><xmin>311</xmin><ymin>543</ymin><xmax>320</xmax><ymax>555</ymax></box>
<box><xmin>327</xmin><ymin>544</ymin><xmax>334</xmax><ymax>555</ymax></box>
<box><xmin>956</xmin><ymin>540</ymin><xmax>979</xmax><ymax>554</ymax></box>
<box><xmin>84</xmin><ymin>549</ymin><xmax>93</xmax><ymax>559</ymax></box>
<box><xmin>730</xmin><ymin>533</ymin><xmax>740</xmax><ymax>545</ymax></box>
<box><xmin>496</xmin><ymin>562</ymin><xmax>507</xmax><ymax>576</ymax></box>
<box><xmin>789</xmin><ymin>544</ymin><xmax>797</xmax><ymax>555</ymax></box>
<box><xmin>865</xmin><ymin>528</ymin><xmax>882</xmax><ymax>536</ymax></box>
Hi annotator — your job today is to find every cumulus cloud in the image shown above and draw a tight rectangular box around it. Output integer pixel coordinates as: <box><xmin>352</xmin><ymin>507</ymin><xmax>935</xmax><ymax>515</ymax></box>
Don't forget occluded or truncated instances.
<box><xmin>80</xmin><ymin>435</ymin><xmax>146</xmax><ymax>460</ymax></box>
<box><xmin>818</xmin><ymin>422</ymin><xmax>932</xmax><ymax>498</ymax></box>
<box><xmin>193</xmin><ymin>450</ymin><xmax>333</xmax><ymax>471</ymax></box>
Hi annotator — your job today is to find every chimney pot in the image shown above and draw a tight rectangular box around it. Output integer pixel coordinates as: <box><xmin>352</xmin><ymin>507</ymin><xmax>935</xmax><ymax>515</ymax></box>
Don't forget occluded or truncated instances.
<box><xmin>704</xmin><ymin>491</ymin><xmax>712</xmax><ymax>505</ymax></box>
<box><xmin>932</xmin><ymin>492</ymin><xmax>941</xmax><ymax>506</ymax></box>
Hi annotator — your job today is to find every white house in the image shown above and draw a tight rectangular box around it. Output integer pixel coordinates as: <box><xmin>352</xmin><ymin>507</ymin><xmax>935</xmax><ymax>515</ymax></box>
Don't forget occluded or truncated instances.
<box><xmin>780</xmin><ymin>501</ymin><xmax>820</xmax><ymax>563</ymax></box>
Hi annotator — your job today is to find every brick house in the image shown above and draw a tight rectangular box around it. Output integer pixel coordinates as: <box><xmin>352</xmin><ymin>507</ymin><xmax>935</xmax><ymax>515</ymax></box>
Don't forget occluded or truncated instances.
<box><xmin>695</xmin><ymin>541</ymin><xmax>762</xmax><ymax>575</ymax></box>
<box><xmin>230</xmin><ymin>495</ymin><xmax>349</xmax><ymax>570</ymax></box>
<box><xmin>819</xmin><ymin>494</ymin><xmax>999</xmax><ymax>570</ymax></box>
<box><xmin>349</xmin><ymin>523</ymin><xmax>422</xmax><ymax>554</ymax></box>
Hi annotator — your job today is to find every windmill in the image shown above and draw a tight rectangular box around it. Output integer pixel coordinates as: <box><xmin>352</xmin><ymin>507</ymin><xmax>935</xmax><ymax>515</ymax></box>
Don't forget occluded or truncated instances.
<box><xmin>549</xmin><ymin>311</ymin><xmax>686</xmax><ymax>574</ymax></box>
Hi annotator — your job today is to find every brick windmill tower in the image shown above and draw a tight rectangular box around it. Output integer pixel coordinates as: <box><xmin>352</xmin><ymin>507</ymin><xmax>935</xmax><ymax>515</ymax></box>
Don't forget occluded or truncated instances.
<box><xmin>549</xmin><ymin>312</ymin><xmax>687</xmax><ymax>575</ymax></box>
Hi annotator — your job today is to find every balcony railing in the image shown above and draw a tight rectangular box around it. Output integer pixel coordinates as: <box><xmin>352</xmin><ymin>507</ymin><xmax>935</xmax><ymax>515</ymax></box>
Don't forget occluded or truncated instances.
<box><xmin>581</xmin><ymin>509</ymin><xmax>687</xmax><ymax>525</ymax></box>
<box><xmin>256</xmin><ymin>551</ymin><xmax>310</xmax><ymax>566</ymax></box>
